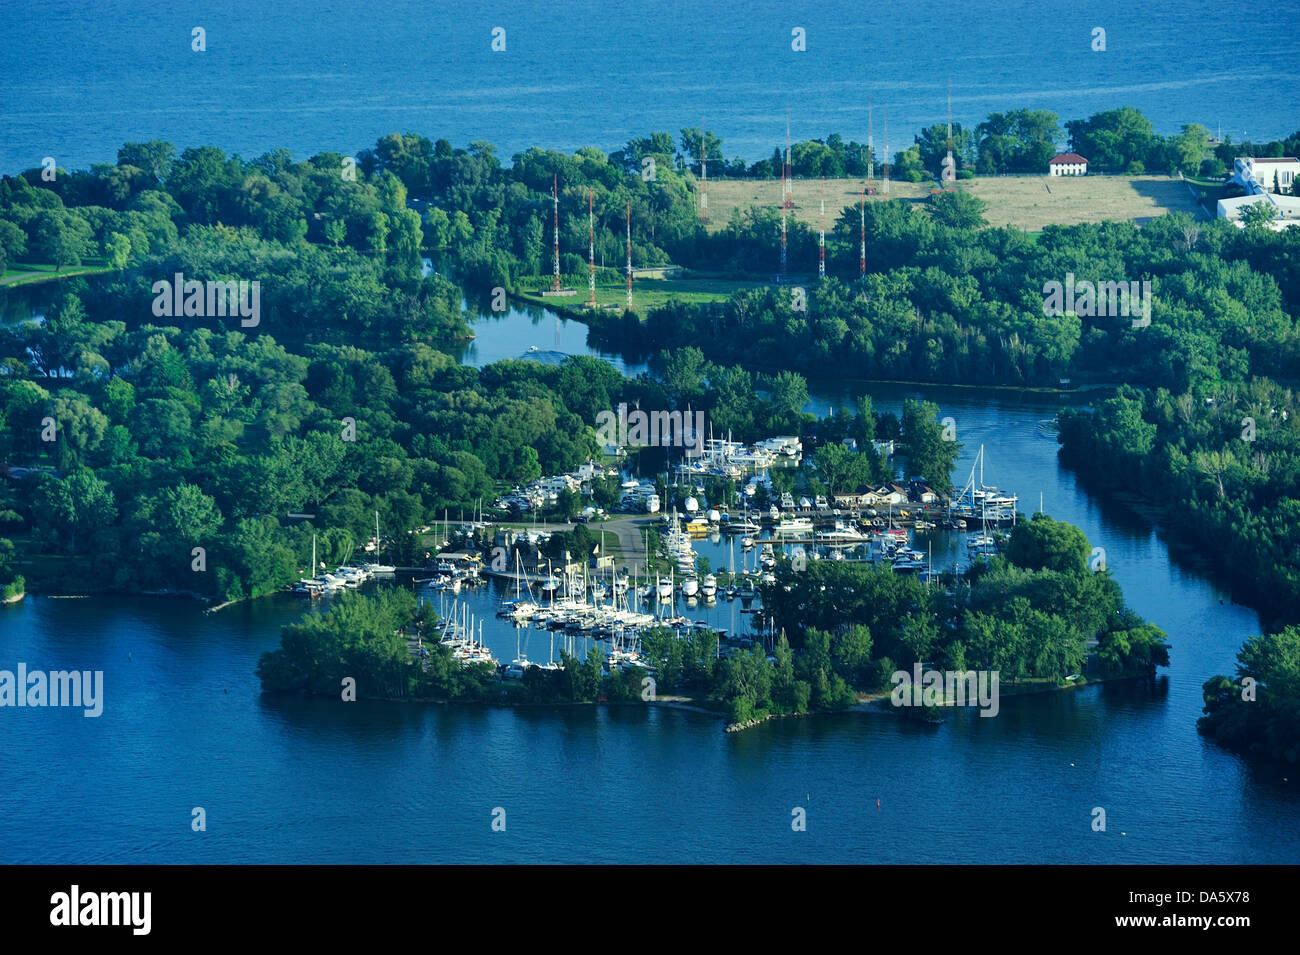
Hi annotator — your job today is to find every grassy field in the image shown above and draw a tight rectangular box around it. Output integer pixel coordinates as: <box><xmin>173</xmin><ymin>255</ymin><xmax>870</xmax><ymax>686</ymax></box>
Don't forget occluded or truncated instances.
<box><xmin>705</xmin><ymin>174</ymin><xmax>1206</xmax><ymax>233</ymax></box>
<box><xmin>517</xmin><ymin>274</ymin><xmax>754</xmax><ymax>313</ymax></box>
<box><xmin>704</xmin><ymin>177</ymin><xmax>930</xmax><ymax>232</ymax></box>
<box><xmin>0</xmin><ymin>261</ymin><xmax>117</xmax><ymax>287</ymax></box>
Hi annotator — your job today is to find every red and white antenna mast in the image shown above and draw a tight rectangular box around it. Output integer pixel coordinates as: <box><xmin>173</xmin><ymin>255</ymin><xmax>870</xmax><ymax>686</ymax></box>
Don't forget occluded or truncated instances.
<box><xmin>818</xmin><ymin>175</ymin><xmax>825</xmax><ymax>279</ymax></box>
<box><xmin>587</xmin><ymin>188</ymin><xmax>596</xmax><ymax>307</ymax></box>
<box><xmin>625</xmin><ymin>199</ymin><xmax>633</xmax><ymax>311</ymax></box>
<box><xmin>552</xmin><ymin>174</ymin><xmax>561</xmax><ymax>291</ymax></box>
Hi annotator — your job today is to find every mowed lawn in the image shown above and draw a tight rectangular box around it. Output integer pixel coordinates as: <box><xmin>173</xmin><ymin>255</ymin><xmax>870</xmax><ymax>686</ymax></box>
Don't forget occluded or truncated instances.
<box><xmin>705</xmin><ymin>174</ymin><xmax>1206</xmax><ymax>233</ymax></box>
<box><xmin>963</xmin><ymin>174</ymin><xmax>1205</xmax><ymax>230</ymax></box>
<box><xmin>0</xmin><ymin>261</ymin><xmax>117</xmax><ymax>287</ymax></box>
<box><xmin>518</xmin><ymin>275</ymin><xmax>756</xmax><ymax>312</ymax></box>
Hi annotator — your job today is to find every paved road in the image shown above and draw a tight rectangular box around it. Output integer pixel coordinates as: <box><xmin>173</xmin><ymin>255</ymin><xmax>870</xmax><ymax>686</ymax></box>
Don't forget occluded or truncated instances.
<box><xmin>600</xmin><ymin>515</ymin><xmax>655</xmax><ymax>569</ymax></box>
<box><xmin>500</xmin><ymin>515</ymin><xmax>655</xmax><ymax>571</ymax></box>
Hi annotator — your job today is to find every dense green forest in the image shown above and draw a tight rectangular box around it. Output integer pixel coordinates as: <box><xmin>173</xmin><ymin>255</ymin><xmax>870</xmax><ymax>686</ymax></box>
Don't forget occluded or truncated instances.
<box><xmin>590</xmin><ymin>211</ymin><xmax>1300</xmax><ymax>388</ymax></box>
<box><xmin>0</xmin><ymin>290</ymin><xmax>839</xmax><ymax>598</ymax></box>
<box><xmin>1198</xmin><ymin>628</ymin><xmax>1300</xmax><ymax>763</ymax></box>
<box><xmin>0</xmin><ymin>106</ymin><xmax>1292</xmax><ymax>749</ymax></box>
<box><xmin>258</xmin><ymin>512</ymin><xmax>1168</xmax><ymax>726</ymax></box>
<box><xmin>1058</xmin><ymin>382</ymin><xmax>1300</xmax><ymax>625</ymax></box>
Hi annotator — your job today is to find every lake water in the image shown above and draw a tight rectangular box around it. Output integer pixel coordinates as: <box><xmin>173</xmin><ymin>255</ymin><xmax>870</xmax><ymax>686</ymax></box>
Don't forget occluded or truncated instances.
<box><xmin>2</xmin><ymin>304</ymin><xmax>1297</xmax><ymax>864</ymax></box>
<box><xmin>2</xmin><ymin>0</ymin><xmax>1295</xmax><ymax>173</ymax></box>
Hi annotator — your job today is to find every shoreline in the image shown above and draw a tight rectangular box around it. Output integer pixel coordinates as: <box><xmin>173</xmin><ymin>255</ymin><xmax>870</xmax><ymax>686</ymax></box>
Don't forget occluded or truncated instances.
<box><xmin>261</xmin><ymin>670</ymin><xmax>1156</xmax><ymax>732</ymax></box>
<box><xmin>1059</xmin><ymin>461</ymin><xmax>1280</xmax><ymax>617</ymax></box>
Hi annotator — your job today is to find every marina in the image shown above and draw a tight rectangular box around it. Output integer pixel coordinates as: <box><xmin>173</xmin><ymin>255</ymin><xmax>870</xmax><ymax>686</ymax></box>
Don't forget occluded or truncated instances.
<box><xmin>369</xmin><ymin>436</ymin><xmax>1031</xmax><ymax>680</ymax></box>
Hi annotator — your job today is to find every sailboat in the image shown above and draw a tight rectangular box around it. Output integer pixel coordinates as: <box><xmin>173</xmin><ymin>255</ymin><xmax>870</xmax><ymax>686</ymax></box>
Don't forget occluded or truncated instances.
<box><xmin>292</xmin><ymin>534</ymin><xmax>326</xmax><ymax>596</ymax></box>
<box><xmin>656</xmin><ymin>561</ymin><xmax>674</xmax><ymax>599</ymax></box>
<box><xmin>540</xmin><ymin>559</ymin><xmax>561</xmax><ymax>595</ymax></box>
<box><xmin>363</xmin><ymin>511</ymin><xmax>397</xmax><ymax>575</ymax></box>
<box><xmin>504</xmin><ymin>623</ymin><xmax>532</xmax><ymax>679</ymax></box>
<box><xmin>498</xmin><ymin>551</ymin><xmax>538</xmax><ymax>620</ymax></box>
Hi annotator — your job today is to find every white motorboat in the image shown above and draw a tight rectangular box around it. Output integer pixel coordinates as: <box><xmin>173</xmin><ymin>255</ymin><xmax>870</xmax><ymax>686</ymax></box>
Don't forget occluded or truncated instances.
<box><xmin>773</xmin><ymin>516</ymin><xmax>813</xmax><ymax>535</ymax></box>
<box><xmin>335</xmin><ymin>565</ymin><xmax>368</xmax><ymax>585</ymax></box>
<box><xmin>817</xmin><ymin>520</ymin><xmax>869</xmax><ymax>542</ymax></box>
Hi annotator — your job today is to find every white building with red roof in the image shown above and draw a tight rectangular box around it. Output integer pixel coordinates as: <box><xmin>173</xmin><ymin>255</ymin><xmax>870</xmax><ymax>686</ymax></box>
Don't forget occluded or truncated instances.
<box><xmin>1048</xmin><ymin>152</ymin><xmax>1088</xmax><ymax>176</ymax></box>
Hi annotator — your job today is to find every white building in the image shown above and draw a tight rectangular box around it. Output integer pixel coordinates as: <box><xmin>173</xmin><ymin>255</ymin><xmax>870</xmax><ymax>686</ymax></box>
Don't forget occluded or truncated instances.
<box><xmin>1048</xmin><ymin>152</ymin><xmax>1088</xmax><ymax>176</ymax></box>
<box><xmin>1233</xmin><ymin>156</ymin><xmax>1300</xmax><ymax>194</ymax></box>
<box><xmin>1216</xmin><ymin>193</ymin><xmax>1300</xmax><ymax>230</ymax></box>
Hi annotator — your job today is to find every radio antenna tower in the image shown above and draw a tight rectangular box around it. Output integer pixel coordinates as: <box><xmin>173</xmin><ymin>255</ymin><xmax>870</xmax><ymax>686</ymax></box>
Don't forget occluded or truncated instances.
<box><xmin>587</xmin><ymin>188</ymin><xmax>596</xmax><ymax>308</ymax></box>
<box><xmin>942</xmin><ymin>79</ymin><xmax>956</xmax><ymax>183</ymax></box>
<box><xmin>780</xmin><ymin>110</ymin><xmax>791</xmax><ymax>280</ymax></box>
<box><xmin>625</xmin><ymin>199</ymin><xmax>633</xmax><ymax>311</ymax></box>
<box><xmin>818</xmin><ymin>175</ymin><xmax>825</xmax><ymax>279</ymax></box>
<box><xmin>883</xmin><ymin>114</ymin><xmax>890</xmax><ymax>196</ymax></box>
<box><xmin>867</xmin><ymin>101</ymin><xmax>874</xmax><ymax>185</ymax></box>
<box><xmin>552</xmin><ymin>174</ymin><xmax>561</xmax><ymax>291</ymax></box>
<box><xmin>784</xmin><ymin>109</ymin><xmax>794</xmax><ymax>209</ymax></box>
<box><xmin>699</xmin><ymin>117</ymin><xmax>709</xmax><ymax>224</ymax></box>
<box><xmin>860</xmin><ymin>188</ymin><xmax>866</xmax><ymax>276</ymax></box>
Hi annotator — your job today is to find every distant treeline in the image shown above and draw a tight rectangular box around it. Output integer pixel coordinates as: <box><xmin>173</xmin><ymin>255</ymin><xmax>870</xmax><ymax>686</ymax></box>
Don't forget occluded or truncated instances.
<box><xmin>7</xmin><ymin>108</ymin><xmax>1296</xmax><ymax>290</ymax></box>
<box><xmin>616</xmin><ymin>111</ymin><xmax>1300</xmax><ymax>181</ymax></box>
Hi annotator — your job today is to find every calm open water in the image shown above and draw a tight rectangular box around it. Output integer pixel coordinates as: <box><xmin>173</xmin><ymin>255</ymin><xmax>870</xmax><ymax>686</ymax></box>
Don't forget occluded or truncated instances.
<box><xmin>2</xmin><ymin>0</ymin><xmax>1296</xmax><ymax>173</ymax></box>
